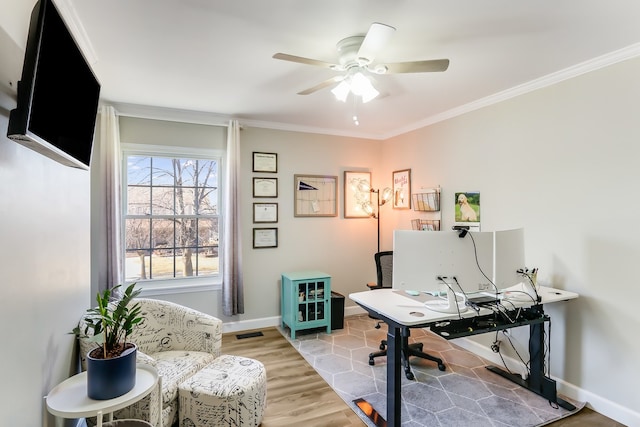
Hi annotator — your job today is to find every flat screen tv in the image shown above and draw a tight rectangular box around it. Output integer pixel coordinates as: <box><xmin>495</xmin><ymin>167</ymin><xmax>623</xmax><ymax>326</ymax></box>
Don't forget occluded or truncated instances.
<box><xmin>7</xmin><ymin>0</ymin><xmax>100</xmax><ymax>170</ymax></box>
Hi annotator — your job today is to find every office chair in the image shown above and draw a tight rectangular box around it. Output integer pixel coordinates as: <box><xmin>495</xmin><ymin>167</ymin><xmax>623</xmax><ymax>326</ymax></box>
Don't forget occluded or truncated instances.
<box><xmin>367</xmin><ymin>251</ymin><xmax>446</xmax><ymax>379</ymax></box>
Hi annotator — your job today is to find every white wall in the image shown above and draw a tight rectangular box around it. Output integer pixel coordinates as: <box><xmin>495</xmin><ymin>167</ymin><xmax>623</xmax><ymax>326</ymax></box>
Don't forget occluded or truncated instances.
<box><xmin>0</xmin><ymin>103</ymin><xmax>90</xmax><ymax>427</ymax></box>
<box><xmin>379</xmin><ymin>56</ymin><xmax>640</xmax><ymax>426</ymax></box>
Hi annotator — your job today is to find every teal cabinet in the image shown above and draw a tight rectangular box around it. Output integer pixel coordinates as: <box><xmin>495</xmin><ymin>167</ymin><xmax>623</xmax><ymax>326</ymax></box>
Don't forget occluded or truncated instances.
<box><xmin>281</xmin><ymin>271</ymin><xmax>331</xmax><ymax>339</ymax></box>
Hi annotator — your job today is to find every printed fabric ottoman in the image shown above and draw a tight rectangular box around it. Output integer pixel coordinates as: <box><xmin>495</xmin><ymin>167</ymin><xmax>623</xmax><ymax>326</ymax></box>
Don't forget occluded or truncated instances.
<box><xmin>178</xmin><ymin>355</ymin><xmax>267</xmax><ymax>427</ymax></box>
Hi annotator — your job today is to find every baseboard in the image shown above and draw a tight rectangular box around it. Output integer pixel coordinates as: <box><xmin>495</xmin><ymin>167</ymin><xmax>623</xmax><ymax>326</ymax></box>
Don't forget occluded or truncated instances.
<box><xmin>454</xmin><ymin>336</ymin><xmax>640</xmax><ymax>427</ymax></box>
<box><xmin>221</xmin><ymin>306</ymin><xmax>367</xmax><ymax>334</ymax></box>
<box><xmin>222</xmin><ymin>315</ymin><xmax>281</xmax><ymax>333</ymax></box>
<box><xmin>554</xmin><ymin>378</ymin><xmax>640</xmax><ymax>427</ymax></box>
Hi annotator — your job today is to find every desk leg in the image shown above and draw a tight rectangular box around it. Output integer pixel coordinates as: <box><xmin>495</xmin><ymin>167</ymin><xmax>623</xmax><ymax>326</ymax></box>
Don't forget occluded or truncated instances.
<box><xmin>486</xmin><ymin>321</ymin><xmax>576</xmax><ymax>411</ymax></box>
<box><xmin>386</xmin><ymin>324</ymin><xmax>402</xmax><ymax>427</ymax></box>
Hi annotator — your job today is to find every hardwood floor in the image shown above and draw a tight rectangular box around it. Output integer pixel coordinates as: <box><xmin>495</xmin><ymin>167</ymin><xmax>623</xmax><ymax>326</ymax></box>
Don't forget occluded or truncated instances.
<box><xmin>222</xmin><ymin>327</ymin><xmax>364</xmax><ymax>426</ymax></box>
<box><xmin>222</xmin><ymin>326</ymin><xmax>624</xmax><ymax>427</ymax></box>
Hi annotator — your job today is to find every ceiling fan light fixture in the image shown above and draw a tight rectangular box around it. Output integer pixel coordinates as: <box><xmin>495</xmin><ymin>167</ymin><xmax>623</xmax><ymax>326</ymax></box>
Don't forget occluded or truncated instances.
<box><xmin>350</xmin><ymin>71</ymin><xmax>379</xmax><ymax>103</ymax></box>
<box><xmin>360</xmin><ymin>84</ymin><xmax>379</xmax><ymax>103</ymax></box>
<box><xmin>331</xmin><ymin>80</ymin><xmax>350</xmax><ymax>102</ymax></box>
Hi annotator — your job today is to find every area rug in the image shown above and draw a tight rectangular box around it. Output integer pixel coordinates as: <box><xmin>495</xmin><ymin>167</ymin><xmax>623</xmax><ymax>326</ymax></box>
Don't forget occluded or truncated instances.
<box><xmin>279</xmin><ymin>314</ymin><xmax>584</xmax><ymax>427</ymax></box>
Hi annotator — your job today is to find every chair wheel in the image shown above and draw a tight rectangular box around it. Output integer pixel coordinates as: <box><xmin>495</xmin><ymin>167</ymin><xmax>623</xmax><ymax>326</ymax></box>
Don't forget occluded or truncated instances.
<box><xmin>369</xmin><ymin>358</ymin><xmax>375</xmax><ymax>366</ymax></box>
<box><xmin>379</xmin><ymin>343</ymin><xmax>386</xmax><ymax>350</ymax></box>
<box><xmin>405</xmin><ymin>371</ymin><xmax>415</xmax><ymax>380</ymax></box>
<box><xmin>438</xmin><ymin>363</ymin><xmax>446</xmax><ymax>371</ymax></box>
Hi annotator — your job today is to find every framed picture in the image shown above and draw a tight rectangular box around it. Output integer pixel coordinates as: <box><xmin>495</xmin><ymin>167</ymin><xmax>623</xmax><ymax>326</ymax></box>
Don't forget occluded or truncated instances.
<box><xmin>454</xmin><ymin>191</ymin><xmax>481</xmax><ymax>227</ymax></box>
<box><xmin>392</xmin><ymin>169</ymin><xmax>411</xmax><ymax>209</ymax></box>
<box><xmin>253</xmin><ymin>203</ymin><xmax>278</xmax><ymax>223</ymax></box>
<box><xmin>294</xmin><ymin>174</ymin><xmax>338</xmax><ymax>217</ymax></box>
<box><xmin>253</xmin><ymin>177</ymin><xmax>278</xmax><ymax>198</ymax></box>
<box><xmin>252</xmin><ymin>152</ymin><xmax>277</xmax><ymax>173</ymax></box>
<box><xmin>253</xmin><ymin>227</ymin><xmax>278</xmax><ymax>248</ymax></box>
<box><xmin>344</xmin><ymin>171</ymin><xmax>371</xmax><ymax>218</ymax></box>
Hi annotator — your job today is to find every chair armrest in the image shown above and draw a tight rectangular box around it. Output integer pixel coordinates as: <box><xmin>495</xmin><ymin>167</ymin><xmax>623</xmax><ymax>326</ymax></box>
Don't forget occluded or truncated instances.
<box><xmin>131</xmin><ymin>299</ymin><xmax>222</xmax><ymax>357</ymax></box>
<box><xmin>367</xmin><ymin>282</ymin><xmax>378</xmax><ymax>289</ymax></box>
<box><xmin>136</xmin><ymin>350</ymin><xmax>158</xmax><ymax>368</ymax></box>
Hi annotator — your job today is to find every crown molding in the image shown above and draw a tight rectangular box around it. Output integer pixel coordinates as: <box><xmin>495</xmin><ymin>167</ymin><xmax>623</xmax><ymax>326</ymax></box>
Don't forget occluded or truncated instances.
<box><xmin>54</xmin><ymin>0</ymin><xmax>98</xmax><ymax>65</ymax></box>
<box><xmin>387</xmin><ymin>42</ymin><xmax>640</xmax><ymax>139</ymax></box>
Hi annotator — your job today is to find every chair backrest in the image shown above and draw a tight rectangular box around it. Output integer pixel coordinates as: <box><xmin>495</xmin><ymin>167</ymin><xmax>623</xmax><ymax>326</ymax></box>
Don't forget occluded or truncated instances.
<box><xmin>373</xmin><ymin>251</ymin><xmax>393</xmax><ymax>289</ymax></box>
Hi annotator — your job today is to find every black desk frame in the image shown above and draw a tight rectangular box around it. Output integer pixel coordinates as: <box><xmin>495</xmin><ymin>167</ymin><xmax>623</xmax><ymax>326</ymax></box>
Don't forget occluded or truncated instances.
<box><xmin>355</xmin><ymin>303</ymin><xmax>575</xmax><ymax>427</ymax></box>
<box><xmin>481</xmin><ymin>305</ymin><xmax>576</xmax><ymax>412</ymax></box>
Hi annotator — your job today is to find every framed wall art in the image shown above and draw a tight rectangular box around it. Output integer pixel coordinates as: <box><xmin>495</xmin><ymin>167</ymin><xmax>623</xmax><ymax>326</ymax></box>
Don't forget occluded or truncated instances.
<box><xmin>253</xmin><ymin>227</ymin><xmax>278</xmax><ymax>248</ymax></box>
<box><xmin>344</xmin><ymin>171</ymin><xmax>371</xmax><ymax>218</ymax></box>
<box><xmin>253</xmin><ymin>203</ymin><xmax>278</xmax><ymax>223</ymax></box>
<box><xmin>294</xmin><ymin>174</ymin><xmax>338</xmax><ymax>217</ymax></box>
<box><xmin>392</xmin><ymin>169</ymin><xmax>411</xmax><ymax>209</ymax></box>
<box><xmin>253</xmin><ymin>177</ymin><xmax>278</xmax><ymax>198</ymax></box>
<box><xmin>454</xmin><ymin>191</ymin><xmax>480</xmax><ymax>230</ymax></box>
<box><xmin>252</xmin><ymin>152</ymin><xmax>277</xmax><ymax>173</ymax></box>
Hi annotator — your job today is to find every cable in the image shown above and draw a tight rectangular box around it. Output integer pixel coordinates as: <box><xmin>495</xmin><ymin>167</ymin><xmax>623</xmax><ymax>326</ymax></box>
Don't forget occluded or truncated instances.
<box><xmin>504</xmin><ymin>289</ymin><xmax>537</xmax><ymax>304</ymax></box>
<box><xmin>546</xmin><ymin>317</ymin><xmax>552</xmax><ymax>378</ymax></box>
<box><xmin>502</xmin><ymin>330</ymin><xmax>530</xmax><ymax>377</ymax></box>
<box><xmin>436</xmin><ymin>276</ymin><xmax>463</xmax><ymax>319</ymax></box>
<box><xmin>466</xmin><ymin>231</ymin><xmax>500</xmax><ymax>299</ymax></box>
<box><xmin>516</xmin><ymin>267</ymin><xmax>541</xmax><ymax>303</ymax></box>
<box><xmin>452</xmin><ymin>276</ymin><xmax>469</xmax><ymax>301</ymax></box>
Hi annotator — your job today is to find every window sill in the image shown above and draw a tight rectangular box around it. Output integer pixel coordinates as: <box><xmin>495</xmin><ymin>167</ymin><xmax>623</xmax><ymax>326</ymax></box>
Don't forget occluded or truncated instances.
<box><xmin>136</xmin><ymin>278</ymin><xmax>222</xmax><ymax>297</ymax></box>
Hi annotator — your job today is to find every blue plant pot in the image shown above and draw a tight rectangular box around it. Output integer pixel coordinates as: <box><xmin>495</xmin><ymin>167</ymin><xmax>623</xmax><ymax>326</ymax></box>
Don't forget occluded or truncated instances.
<box><xmin>86</xmin><ymin>344</ymin><xmax>137</xmax><ymax>400</ymax></box>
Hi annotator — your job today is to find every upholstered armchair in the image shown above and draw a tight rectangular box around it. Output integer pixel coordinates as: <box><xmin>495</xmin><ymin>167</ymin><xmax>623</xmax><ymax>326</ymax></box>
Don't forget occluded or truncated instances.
<box><xmin>77</xmin><ymin>298</ymin><xmax>222</xmax><ymax>427</ymax></box>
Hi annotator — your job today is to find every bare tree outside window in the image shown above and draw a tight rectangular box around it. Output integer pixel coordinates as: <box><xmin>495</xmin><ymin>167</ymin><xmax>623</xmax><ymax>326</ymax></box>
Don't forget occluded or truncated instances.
<box><xmin>124</xmin><ymin>155</ymin><xmax>220</xmax><ymax>282</ymax></box>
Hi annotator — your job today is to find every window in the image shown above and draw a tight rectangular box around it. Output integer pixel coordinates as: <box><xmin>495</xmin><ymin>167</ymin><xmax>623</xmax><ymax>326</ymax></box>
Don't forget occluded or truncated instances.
<box><xmin>123</xmin><ymin>148</ymin><xmax>222</xmax><ymax>289</ymax></box>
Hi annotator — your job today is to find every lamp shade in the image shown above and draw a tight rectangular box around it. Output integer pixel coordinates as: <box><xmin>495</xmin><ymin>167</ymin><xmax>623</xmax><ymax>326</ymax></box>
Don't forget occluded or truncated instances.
<box><xmin>361</xmin><ymin>201</ymin><xmax>375</xmax><ymax>216</ymax></box>
<box><xmin>351</xmin><ymin>72</ymin><xmax>379</xmax><ymax>103</ymax></box>
<box><xmin>331</xmin><ymin>69</ymin><xmax>379</xmax><ymax>103</ymax></box>
<box><xmin>356</xmin><ymin>178</ymin><xmax>372</xmax><ymax>193</ymax></box>
<box><xmin>331</xmin><ymin>80</ymin><xmax>350</xmax><ymax>102</ymax></box>
<box><xmin>381</xmin><ymin>187</ymin><xmax>393</xmax><ymax>203</ymax></box>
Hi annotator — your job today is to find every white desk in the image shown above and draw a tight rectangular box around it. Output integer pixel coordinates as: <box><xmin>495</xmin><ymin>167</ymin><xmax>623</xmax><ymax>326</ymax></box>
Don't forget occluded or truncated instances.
<box><xmin>350</xmin><ymin>285</ymin><xmax>578</xmax><ymax>427</ymax></box>
<box><xmin>45</xmin><ymin>364</ymin><xmax>161</xmax><ymax>427</ymax></box>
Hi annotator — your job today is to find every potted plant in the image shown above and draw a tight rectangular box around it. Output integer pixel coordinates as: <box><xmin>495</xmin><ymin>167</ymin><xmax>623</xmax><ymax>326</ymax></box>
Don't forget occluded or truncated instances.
<box><xmin>72</xmin><ymin>283</ymin><xmax>143</xmax><ymax>400</ymax></box>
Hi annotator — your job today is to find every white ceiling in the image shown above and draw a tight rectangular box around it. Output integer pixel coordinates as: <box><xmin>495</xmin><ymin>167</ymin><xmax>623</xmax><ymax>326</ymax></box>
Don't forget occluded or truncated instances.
<box><xmin>7</xmin><ymin>0</ymin><xmax>640</xmax><ymax>139</ymax></box>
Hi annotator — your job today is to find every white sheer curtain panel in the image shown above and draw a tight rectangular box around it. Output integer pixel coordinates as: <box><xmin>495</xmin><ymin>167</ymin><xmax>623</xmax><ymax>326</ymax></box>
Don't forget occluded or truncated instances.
<box><xmin>96</xmin><ymin>105</ymin><xmax>123</xmax><ymax>293</ymax></box>
<box><xmin>222</xmin><ymin>120</ymin><xmax>244</xmax><ymax>315</ymax></box>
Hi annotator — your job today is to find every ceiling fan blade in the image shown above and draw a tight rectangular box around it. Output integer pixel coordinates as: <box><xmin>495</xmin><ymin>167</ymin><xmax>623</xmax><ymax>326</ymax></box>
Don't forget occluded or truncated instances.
<box><xmin>384</xmin><ymin>59</ymin><xmax>450</xmax><ymax>74</ymax></box>
<box><xmin>357</xmin><ymin>22</ymin><xmax>396</xmax><ymax>63</ymax></box>
<box><xmin>297</xmin><ymin>76</ymin><xmax>345</xmax><ymax>95</ymax></box>
<box><xmin>273</xmin><ymin>53</ymin><xmax>339</xmax><ymax>69</ymax></box>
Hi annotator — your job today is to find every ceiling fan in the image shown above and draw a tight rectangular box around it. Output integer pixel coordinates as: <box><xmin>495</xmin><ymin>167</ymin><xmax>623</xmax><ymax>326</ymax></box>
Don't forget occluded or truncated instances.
<box><xmin>273</xmin><ymin>22</ymin><xmax>449</xmax><ymax>102</ymax></box>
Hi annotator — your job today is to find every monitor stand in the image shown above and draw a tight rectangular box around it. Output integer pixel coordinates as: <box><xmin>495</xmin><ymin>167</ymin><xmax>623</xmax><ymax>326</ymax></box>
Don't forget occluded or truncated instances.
<box><xmin>424</xmin><ymin>287</ymin><xmax>468</xmax><ymax>314</ymax></box>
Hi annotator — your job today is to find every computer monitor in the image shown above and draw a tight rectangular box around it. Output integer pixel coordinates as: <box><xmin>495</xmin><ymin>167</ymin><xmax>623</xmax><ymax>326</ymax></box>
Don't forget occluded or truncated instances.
<box><xmin>392</xmin><ymin>230</ymin><xmax>494</xmax><ymax>294</ymax></box>
<box><xmin>494</xmin><ymin>228</ymin><xmax>526</xmax><ymax>289</ymax></box>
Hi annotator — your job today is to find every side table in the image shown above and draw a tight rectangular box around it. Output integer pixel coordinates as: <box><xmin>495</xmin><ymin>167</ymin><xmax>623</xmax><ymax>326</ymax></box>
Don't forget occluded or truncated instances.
<box><xmin>45</xmin><ymin>364</ymin><xmax>161</xmax><ymax>427</ymax></box>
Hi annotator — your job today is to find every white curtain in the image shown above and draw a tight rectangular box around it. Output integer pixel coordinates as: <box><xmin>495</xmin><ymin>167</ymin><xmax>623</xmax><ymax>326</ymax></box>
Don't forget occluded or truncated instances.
<box><xmin>96</xmin><ymin>105</ymin><xmax>123</xmax><ymax>293</ymax></box>
<box><xmin>222</xmin><ymin>120</ymin><xmax>244</xmax><ymax>315</ymax></box>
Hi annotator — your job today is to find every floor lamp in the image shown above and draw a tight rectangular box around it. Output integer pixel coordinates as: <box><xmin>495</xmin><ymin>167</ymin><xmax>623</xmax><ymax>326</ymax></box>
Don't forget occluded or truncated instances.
<box><xmin>354</xmin><ymin>180</ymin><xmax>392</xmax><ymax>253</ymax></box>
